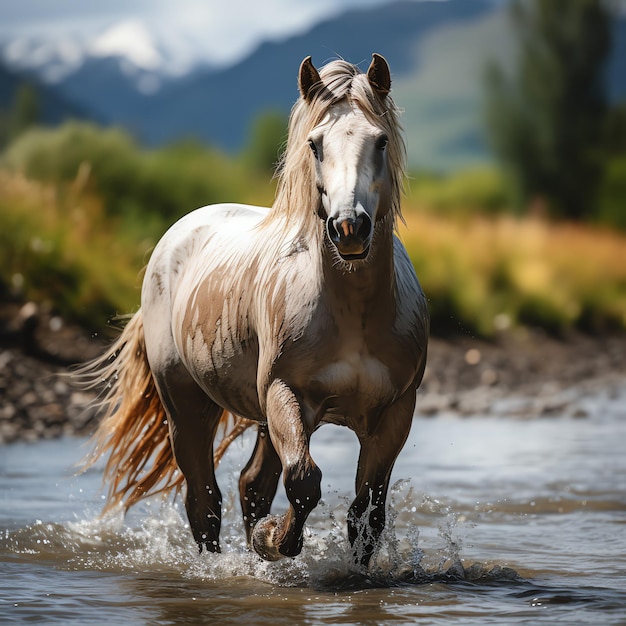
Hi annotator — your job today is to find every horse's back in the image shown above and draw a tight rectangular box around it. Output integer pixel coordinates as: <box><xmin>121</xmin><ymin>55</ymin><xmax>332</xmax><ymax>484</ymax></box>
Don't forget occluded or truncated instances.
<box><xmin>163</xmin><ymin>203</ymin><xmax>269</xmax><ymax>246</ymax></box>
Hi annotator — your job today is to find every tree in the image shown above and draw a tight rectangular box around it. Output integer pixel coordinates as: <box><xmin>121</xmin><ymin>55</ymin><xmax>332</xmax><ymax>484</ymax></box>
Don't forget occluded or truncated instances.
<box><xmin>9</xmin><ymin>83</ymin><xmax>40</xmax><ymax>139</ymax></box>
<box><xmin>486</xmin><ymin>0</ymin><xmax>612</xmax><ymax>219</ymax></box>
<box><xmin>243</xmin><ymin>110</ymin><xmax>288</xmax><ymax>173</ymax></box>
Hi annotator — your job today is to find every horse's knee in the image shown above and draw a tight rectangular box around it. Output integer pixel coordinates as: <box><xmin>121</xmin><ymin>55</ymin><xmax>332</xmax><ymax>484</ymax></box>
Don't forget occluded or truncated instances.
<box><xmin>250</xmin><ymin>461</ymin><xmax>322</xmax><ymax>561</ymax></box>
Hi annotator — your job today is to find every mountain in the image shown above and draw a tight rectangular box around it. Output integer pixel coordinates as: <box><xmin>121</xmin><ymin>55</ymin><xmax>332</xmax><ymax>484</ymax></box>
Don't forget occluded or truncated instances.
<box><xmin>1</xmin><ymin>0</ymin><xmax>625</xmax><ymax>171</ymax></box>
<box><xmin>392</xmin><ymin>7</ymin><xmax>516</xmax><ymax>170</ymax></box>
<box><xmin>52</xmin><ymin>55</ymin><xmax>175</xmax><ymax>123</ymax></box>
<box><xmin>608</xmin><ymin>17</ymin><xmax>626</xmax><ymax>103</ymax></box>
<box><xmin>129</xmin><ymin>0</ymin><xmax>495</xmax><ymax>162</ymax></box>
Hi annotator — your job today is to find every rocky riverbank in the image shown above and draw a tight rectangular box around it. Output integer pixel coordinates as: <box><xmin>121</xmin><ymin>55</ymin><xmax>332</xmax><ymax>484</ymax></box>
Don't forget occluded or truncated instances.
<box><xmin>1</xmin><ymin>300</ymin><xmax>625</xmax><ymax>445</ymax></box>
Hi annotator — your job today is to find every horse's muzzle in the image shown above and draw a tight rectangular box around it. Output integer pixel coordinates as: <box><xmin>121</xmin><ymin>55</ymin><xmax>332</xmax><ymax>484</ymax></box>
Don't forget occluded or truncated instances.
<box><xmin>326</xmin><ymin>214</ymin><xmax>372</xmax><ymax>260</ymax></box>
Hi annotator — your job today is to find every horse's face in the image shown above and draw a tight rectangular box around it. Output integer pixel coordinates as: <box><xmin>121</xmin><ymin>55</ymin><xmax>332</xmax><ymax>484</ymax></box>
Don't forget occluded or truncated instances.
<box><xmin>300</xmin><ymin>54</ymin><xmax>393</xmax><ymax>262</ymax></box>
<box><xmin>308</xmin><ymin>104</ymin><xmax>390</xmax><ymax>260</ymax></box>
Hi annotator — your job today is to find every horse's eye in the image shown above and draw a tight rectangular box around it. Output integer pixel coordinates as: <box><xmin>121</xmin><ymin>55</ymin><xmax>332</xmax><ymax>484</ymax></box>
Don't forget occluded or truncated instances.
<box><xmin>376</xmin><ymin>135</ymin><xmax>388</xmax><ymax>151</ymax></box>
<box><xmin>308</xmin><ymin>139</ymin><xmax>319</xmax><ymax>159</ymax></box>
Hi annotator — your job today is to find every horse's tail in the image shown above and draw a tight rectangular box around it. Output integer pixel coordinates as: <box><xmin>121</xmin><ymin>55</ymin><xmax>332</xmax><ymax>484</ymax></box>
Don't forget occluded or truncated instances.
<box><xmin>78</xmin><ymin>310</ymin><xmax>254</xmax><ymax>514</ymax></box>
<box><xmin>78</xmin><ymin>310</ymin><xmax>182</xmax><ymax>512</ymax></box>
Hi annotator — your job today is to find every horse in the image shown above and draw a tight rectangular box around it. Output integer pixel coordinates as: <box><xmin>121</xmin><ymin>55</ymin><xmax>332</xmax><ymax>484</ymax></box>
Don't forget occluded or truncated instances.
<box><xmin>81</xmin><ymin>53</ymin><xmax>429</xmax><ymax>567</ymax></box>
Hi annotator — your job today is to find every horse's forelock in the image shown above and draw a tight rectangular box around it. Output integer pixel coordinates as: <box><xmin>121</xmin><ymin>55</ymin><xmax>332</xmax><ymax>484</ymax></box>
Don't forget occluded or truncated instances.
<box><xmin>270</xmin><ymin>58</ymin><xmax>406</xmax><ymax>232</ymax></box>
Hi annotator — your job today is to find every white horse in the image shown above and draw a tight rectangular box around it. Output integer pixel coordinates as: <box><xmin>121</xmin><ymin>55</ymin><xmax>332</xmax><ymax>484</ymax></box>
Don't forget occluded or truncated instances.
<box><xmin>83</xmin><ymin>54</ymin><xmax>429</xmax><ymax>566</ymax></box>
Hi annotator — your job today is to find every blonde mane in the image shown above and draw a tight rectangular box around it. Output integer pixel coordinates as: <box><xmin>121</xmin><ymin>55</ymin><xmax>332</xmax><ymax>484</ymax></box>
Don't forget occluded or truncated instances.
<box><xmin>267</xmin><ymin>59</ymin><xmax>407</xmax><ymax>235</ymax></box>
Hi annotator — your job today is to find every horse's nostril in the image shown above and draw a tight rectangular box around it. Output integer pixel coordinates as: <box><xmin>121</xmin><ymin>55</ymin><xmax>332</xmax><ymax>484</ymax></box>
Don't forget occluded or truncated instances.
<box><xmin>341</xmin><ymin>221</ymin><xmax>353</xmax><ymax>238</ymax></box>
<box><xmin>355</xmin><ymin>213</ymin><xmax>372</xmax><ymax>240</ymax></box>
<box><xmin>327</xmin><ymin>214</ymin><xmax>372</xmax><ymax>246</ymax></box>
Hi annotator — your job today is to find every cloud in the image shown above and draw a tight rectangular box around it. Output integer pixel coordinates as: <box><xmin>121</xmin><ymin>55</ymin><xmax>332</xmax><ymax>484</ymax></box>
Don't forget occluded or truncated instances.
<box><xmin>0</xmin><ymin>0</ymin><xmax>393</xmax><ymax>66</ymax></box>
<box><xmin>90</xmin><ymin>20</ymin><xmax>161</xmax><ymax>70</ymax></box>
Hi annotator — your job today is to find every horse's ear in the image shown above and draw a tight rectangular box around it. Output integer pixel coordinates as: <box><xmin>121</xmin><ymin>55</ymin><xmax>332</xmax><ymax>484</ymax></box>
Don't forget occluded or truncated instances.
<box><xmin>299</xmin><ymin>56</ymin><xmax>322</xmax><ymax>102</ymax></box>
<box><xmin>367</xmin><ymin>53</ymin><xmax>391</xmax><ymax>99</ymax></box>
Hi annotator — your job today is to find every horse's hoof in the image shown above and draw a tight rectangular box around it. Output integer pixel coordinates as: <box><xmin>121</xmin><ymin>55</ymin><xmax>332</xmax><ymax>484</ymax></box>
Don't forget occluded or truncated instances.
<box><xmin>251</xmin><ymin>515</ymin><xmax>284</xmax><ymax>561</ymax></box>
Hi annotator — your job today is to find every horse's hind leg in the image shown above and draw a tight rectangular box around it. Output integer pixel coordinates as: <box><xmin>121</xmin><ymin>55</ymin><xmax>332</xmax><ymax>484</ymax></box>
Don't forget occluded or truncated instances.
<box><xmin>239</xmin><ymin>423</ymin><xmax>282</xmax><ymax>544</ymax></box>
<box><xmin>251</xmin><ymin>379</ymin><xmax>322</xmax><ymax>561</ymax></box>
<box><xmin>153</xmin><ymin>367</ymin><xmax>224</xmax><ymax>553</ymax></box>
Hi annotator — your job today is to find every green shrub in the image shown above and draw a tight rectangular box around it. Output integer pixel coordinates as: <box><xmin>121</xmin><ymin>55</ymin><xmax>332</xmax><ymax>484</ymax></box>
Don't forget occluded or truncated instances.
<box><xmin>595</xmin><ymin>156</ymin><xmax>626</xmax><ymax>230</ymax></box>
<box><xmin>3</xmin><ymin>123</ymin><xmax>274</xmax><ymax>226</ymax></box>
<box><xmin>0</xmin><ymin>172</ymin><xmax>147</xmax><ymax>327</ymax></box>
<box><xmin>406</xmin><ymin>166</ymin><xmax>510</xmax><ymax>216</ymax></box>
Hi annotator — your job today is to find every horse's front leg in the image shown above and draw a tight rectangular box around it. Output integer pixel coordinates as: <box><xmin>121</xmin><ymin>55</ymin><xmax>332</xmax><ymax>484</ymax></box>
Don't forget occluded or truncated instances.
<box><xmin>348</xmin><ymin>390</ymin><xmax>416</xmax><ymax>568</ymax></box>
<box><xmin>251</xmin><ymin>379</ymin><xmax>322</xmax><ymax>561</ymax></box>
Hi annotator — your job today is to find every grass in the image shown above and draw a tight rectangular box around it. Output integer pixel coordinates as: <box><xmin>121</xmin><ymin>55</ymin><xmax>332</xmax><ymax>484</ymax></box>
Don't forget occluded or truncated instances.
<box><xmin>400</xmin><ymin>209</ymin><xmax>626</xmax><ymax>335</ymax></box>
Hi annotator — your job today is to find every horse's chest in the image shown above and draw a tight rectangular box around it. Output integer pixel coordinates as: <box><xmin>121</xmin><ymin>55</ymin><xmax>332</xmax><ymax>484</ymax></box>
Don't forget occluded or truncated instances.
<box><xmin>311</xmin><ymin>350</ymin><xmax>393</xmax><ymax>401</ymax></box>
<box><xmin>289</xmin><ymin>325</ymin><xmax>410</xmax><ymax>427</ymax></box>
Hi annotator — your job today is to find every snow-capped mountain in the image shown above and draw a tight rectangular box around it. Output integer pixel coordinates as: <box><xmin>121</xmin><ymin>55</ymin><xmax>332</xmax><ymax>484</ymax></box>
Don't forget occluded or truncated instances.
<box><xmin>1</xmin><ymin>19</ymin><xmax>210</xmax><ymax>97</ymax></box>
<box><xmin>0</xmin><ymin>18</ymin><xmax>220</xmax><ymax>125</ymax></box>
<box><xmin>3</xmin><ymin>35</ymin><xmax>85</xmax><ymax>84</ymax></box>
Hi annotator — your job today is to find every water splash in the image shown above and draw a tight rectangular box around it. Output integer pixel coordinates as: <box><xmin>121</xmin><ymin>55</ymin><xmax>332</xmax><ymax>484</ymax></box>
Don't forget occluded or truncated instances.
<box><xmin>2</xmin><ymin>479</ymin><xmax>522</xmax><ymax>591</ymax></box>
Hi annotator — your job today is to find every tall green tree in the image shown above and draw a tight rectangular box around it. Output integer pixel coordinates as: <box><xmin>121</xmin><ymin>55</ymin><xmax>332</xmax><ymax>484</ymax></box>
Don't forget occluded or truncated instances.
<box><xmin>243</xmin><ymin>110</ymin><xmax>288</xmax><ymax>173</ymax></box>
<box><xmin>486</xmin><ymin>0</ymin><xmax>612</xmax><ymax>219</ymax></box>
<box><xmin>9</xmin><ymin>83</ymin><xmax>40</xmax><ymax>139</ymax></box>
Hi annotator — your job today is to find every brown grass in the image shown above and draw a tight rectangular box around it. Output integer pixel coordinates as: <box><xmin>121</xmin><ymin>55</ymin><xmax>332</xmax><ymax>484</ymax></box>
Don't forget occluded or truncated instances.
<box><xmin>400</xmin><ymin>210</ymin><xmax>626</xmax><ymax>334</ymax></box>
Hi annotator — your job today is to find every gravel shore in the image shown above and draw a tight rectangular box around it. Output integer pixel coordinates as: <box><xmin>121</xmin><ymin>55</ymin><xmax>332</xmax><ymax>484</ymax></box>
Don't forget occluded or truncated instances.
<box><xmin>1</xmin><ymin>301</ymin><xmax>625</xmax><ymax>445</ymax></box>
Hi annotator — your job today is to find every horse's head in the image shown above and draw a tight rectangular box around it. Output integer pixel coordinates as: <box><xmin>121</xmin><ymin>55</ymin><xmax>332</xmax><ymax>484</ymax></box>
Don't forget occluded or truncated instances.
<box><xmin>299</xmin><ymin>54</ymin><xmax>396</xmax><ymax>261</ymax></box>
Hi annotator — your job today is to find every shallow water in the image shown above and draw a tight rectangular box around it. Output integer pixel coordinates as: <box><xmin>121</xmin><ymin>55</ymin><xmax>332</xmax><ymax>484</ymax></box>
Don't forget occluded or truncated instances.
<box><xmin>1</xmin><ymin>385</ymin><xmax>625</xmax><ymax>625</ymax></box>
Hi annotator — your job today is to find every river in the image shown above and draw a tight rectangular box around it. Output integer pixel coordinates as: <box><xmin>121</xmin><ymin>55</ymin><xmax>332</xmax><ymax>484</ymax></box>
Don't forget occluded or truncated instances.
<box><xmin>1</xmin><ymin>384</ymin><xmax>625</xmax><ymax>624</ymax></box>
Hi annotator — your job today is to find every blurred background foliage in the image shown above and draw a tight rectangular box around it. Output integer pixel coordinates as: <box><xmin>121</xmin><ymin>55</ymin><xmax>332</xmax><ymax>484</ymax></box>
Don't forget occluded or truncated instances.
<box><xmin>0</xmin><ymin>0</ymin><xmax>625</xmax><ymax>337</ymax></box>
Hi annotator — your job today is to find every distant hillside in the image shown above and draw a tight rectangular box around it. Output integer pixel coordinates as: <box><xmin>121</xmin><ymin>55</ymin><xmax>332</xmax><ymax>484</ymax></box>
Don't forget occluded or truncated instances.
<box><xmin>392</xmin><ymin>7</ymin><xmax>516</xmax><ymax>170</ymax></box>
<box><xmin>51</xmin><ymin>56</ymin><xmax>163</xmax><ymax>124</ymax></box>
